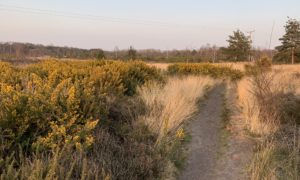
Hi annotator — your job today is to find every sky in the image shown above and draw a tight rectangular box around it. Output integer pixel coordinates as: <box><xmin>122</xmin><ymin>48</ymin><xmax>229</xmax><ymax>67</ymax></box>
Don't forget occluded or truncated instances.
<box><xmin>0</xmin><ymin>0</ymin><xmax>300</xmax><ymax>50</ymax></box>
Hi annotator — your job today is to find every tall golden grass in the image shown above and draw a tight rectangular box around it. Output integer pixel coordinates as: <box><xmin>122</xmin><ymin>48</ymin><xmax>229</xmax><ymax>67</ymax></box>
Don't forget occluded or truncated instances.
<box><xmin>147</xmin><ymin>62</ymin><xmax>249</xmax><ymax>72</ymax></box>
<box><xmin>147</xmin><ymin>62</ymin><xmax>171</xmax><ymax>70</ymax></box>
<box><xmin>237</xmin><ymin>67</ymin><xmax>300</xmax><ymax>179</ymax></box>
<box><xmin>218</xmin><ymin>62</ymin><xmax>250</xmax><ymax>71</ymax></box>
<box><xmin>138</xmin><ymin>76</ymin><xmax>217</xmax><ymax>142</ymax></box>
<box><xmin>237</xmin><ymin>77</ymin><xmax>264</xmax><ymax>134</ymax></box>
<box><xmin>249</xmin><ymin>142</ymin><xmax>277</xmax><ymax>180</ymax></box>
<box><xmin>273</xmin><ymin>64</ymin><xmax>300</xmax><ymax>73</ymax></box>
<box><xmin>237</xmin><ymin>71</ymin><xmax>299</xmax><ymax>135</ymax></box>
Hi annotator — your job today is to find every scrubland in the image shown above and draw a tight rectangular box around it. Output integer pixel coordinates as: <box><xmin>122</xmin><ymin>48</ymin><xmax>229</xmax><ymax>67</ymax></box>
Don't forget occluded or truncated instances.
<box><xmin>1</xmin><ymin>58</ymin><xmax>299</xmax><ymax>179</ymax></box>
<box><xmin>237</xmin><ymin>59</ymin><xmax>300</xmax><ymax>179</ymax></box>
<box><xmin>1</xmin><ymin>60</ymin><xmax>239</xmax><ymax>179</ymax></box>
<box><xmin>0</xmin><ymin>60</ymin><xmax>164</xmax><ymax>179</ymax></box>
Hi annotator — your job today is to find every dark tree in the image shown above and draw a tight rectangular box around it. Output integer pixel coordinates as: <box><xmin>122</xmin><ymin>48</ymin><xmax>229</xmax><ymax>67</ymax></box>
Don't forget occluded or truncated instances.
<box><xmin>128</xmin><ymin>46</ymin><xmax>137</xmax><ymax>60</ymax></box>
<box><xmin>96</xmin><ymin>49</ymin><xmax>105</xmax><ymax>60</ymax></box>
<box><xmin>221</xmin><ymin>30</ymin><xmax>251</xmax><ymax>61</ymax></box>
<box><xmin>274</xmin><ymin>18</ymin><xmax>300</xmax><ymax>64</ymax></box>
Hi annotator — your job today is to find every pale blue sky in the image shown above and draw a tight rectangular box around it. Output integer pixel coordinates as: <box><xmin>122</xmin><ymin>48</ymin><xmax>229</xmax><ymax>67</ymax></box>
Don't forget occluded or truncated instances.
<box><xmin>0</xmin><ymin>0</ymin><xmax>299</xmax><ymax>50</ymax></box>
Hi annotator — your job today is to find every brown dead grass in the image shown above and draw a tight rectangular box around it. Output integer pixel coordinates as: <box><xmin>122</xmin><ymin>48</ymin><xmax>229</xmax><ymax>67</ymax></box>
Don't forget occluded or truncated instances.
<box><xmin>147</xmin><ymin>62</ymin><xmax>171</xmax><ymax>70</ymax></box>
<box><xmin>237</xmin><ymin>66</ymin><xmax>300</xmax><ymax>179</ymax></box>
<box><xmin>138</xmin><ymin>76</ymin><xmax>217</xmax><ymax>142</ymax></box>
<box><xmin>237</xmin><ymin>70</ymin><xmax>300</xmax><ymax>135</ymax></box>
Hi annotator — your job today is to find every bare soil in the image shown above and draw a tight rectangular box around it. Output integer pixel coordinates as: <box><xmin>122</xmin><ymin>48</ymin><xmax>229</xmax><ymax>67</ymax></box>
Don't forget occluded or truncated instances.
<box><xmin>179</xmin><ymin>83</ymin><xmax>254</xmax><ymax>180</ymax></box>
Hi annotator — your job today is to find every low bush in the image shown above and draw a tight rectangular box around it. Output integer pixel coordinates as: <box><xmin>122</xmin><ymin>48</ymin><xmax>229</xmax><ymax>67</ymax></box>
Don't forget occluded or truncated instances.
<box><xmin>0</xmin><ymin>60</ymin><xmax>163</xmax><ymax>179</ymax></box>
<box><xmin>0</xmin><ymin>126</ymin><xmax>164</xmax><ymax>179</ymax></box>
<box><xmin>167</xmin><ymin>63</ymin><xmax>243</xmax><ymax>80</ymax></box>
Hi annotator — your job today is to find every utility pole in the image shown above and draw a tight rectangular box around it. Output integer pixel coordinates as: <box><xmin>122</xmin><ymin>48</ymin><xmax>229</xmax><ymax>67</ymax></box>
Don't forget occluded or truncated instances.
<box><xmin>114</xmin><ymin>46</ymin><xmax>119</xmax><ymax>59</ymax></box>
<box><xmin>269</xmin><ymin>21</ymin><xmax>275</xmax><ymax>61</ymax></box>
<box><xmin>247</xmin><ymin>30</ymin><xmax>255</xmax><ymax>61</ymax></box>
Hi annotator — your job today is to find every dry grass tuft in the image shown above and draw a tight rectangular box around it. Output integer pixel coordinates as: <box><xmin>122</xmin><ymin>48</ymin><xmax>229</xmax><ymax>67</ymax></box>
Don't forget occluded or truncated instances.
<box><xmin>138</xmin><ymin>76</ymin><xmax>217</xmax><ymax>142</ymax></box>
<box><xmin>249</xmin><ymin>142</ymin><xmax>277</xmax><ymax>180</ymax></box>
<box><xmin>147</xmin><ymin>63</ymin><xmax>171</xmax><ymax>70</ymax></box>
<box><xmin>249</xmin><ymin>128</ymin><xmax>300</xmax><ymax>180</ymax></box>
<box><xmin>273</xmin><ymin>64</ymin><xmax>300</xmax><ymax>73</ymax></box>
<box><xmin>237</xmin><ymin>66</ymin><xmax>300</xmax><ymax>179</ymax></box>
<box><xmin>218</xmin><ymin>62</ymin><xmax>250</xmax><ymax>72</ymax></box>
<box><xmin>237</xmin><ymin>71</ymin><xmax>299</xmax><ymax>135</ymax></box>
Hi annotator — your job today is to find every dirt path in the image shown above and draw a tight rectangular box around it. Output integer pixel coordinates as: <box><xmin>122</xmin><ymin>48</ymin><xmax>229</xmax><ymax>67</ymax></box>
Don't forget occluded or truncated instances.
<box><xmin>179</xmin><ymin>83</ymin><xmax>254</xmax><ymax>180</ymax></box>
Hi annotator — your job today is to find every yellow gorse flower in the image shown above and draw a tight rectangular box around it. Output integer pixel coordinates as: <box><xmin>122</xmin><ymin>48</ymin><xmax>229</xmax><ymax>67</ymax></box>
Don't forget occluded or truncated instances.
<box><xmin>0</xmin><ymin>60</ymin><xmax>161</xmax><ymax>152</ymax></box>
<box><xmin>176</xmin><ymin>128</ymin><xmax>185</xmax><ymax>139</ymax></box>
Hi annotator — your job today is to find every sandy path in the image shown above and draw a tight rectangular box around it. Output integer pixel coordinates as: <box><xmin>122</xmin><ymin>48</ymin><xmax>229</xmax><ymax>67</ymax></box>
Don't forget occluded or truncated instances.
<box><xmin>179</xmin><ymin>83</ymin><xmax>254</xmax><ymax>180</ymax></box>
<box><xmin>179</xmin><ymin>85</ymin><xmax>225</xmax><ymax>180</ymax></box>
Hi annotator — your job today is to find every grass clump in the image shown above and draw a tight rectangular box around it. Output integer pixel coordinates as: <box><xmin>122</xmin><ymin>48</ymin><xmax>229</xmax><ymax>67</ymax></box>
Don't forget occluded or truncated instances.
<box><xmin>137</xmin><ymin>76</ymin><xmax>217</xmax><ymax>178</ymax></box>
<box><xmin>137</xmin><ymin>76</ymin><xmax>216</xmax><ymax>142</ymax></box>
<box><xmin>249</xmin><ymin>129</ymin><xmax>299</xmax><ymax>180</ymax></box>
<box><xmin>237</xmin><ymin>65</ymin><xmax>300</xmax><ymax>179</ymax></box>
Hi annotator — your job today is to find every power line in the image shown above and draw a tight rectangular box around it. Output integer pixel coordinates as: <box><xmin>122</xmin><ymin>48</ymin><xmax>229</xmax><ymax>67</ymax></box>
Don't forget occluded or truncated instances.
<box><xmin>0</xmin><ymin>7</ymin><xmax>174</xmax><ymax>27</ymax></box>
<box><xmin>0</xmin><ymin>4</ymin><xmax>176</xmax><ymax>26</ymax></box>
<box><xmin>0</xmin><ymin>3</ymin><xmax>233</xmax><ymax>30</ymax></box>
<box><xmin>269</xmin><ymin>21</ymin><xmax>275</xmax><ymax>49</ymax></box>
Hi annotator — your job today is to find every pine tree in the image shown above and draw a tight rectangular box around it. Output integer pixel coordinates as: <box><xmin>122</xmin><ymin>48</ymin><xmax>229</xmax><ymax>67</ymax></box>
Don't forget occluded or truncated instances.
<box><xmin>96</xmin><ymin>49</ymin><xmax>105</xmax><ymax>60</ymax></box>
<box><xmin>221</xmin><ymin>30</ymin><xmax>251</xmax><ymax>61</ymax></box>
<box><xmin>275</xmin><ymin>18</ymin><xmax>300</xmax><ymax>64</ymax></box>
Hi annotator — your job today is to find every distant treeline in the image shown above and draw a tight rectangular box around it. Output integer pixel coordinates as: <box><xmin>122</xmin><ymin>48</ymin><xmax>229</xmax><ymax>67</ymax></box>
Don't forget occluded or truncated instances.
<box><xmin>0</xmin><ymin>42</ymin><xmax>273</xmax><ymax>63</ymax></box>
<box><xmin>0</xmin><ymin>42</ymin><xmax>105</xmax><ymax>60</ymax></box>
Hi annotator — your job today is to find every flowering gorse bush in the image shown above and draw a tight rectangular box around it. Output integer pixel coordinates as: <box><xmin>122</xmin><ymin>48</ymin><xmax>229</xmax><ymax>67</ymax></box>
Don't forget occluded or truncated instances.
<box><xmin>0</xmin><ymin>60</ymin><xmax>162</xmax><ymax>152</ymax></box>
<box><xmin>167</xmin><ymin>63</ymin><xmax>243</xmax><ymax>80</ymax></box>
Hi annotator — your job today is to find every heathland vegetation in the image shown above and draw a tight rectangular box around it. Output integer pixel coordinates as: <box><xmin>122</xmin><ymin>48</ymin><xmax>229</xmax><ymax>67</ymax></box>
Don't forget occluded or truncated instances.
<box><xmin>1</xmin><ymin>60</ymin><xmax>242</xmax><ymax>179</ymax></box>
<box><xmin>0</xmin><ymin>18</ymin><xmax>300</xmax><ymax>180</ymax></box>
<box><xmin>237</xmin><ymin>59</ymin><xmax>300</xmax><ymax>179</ymax></box>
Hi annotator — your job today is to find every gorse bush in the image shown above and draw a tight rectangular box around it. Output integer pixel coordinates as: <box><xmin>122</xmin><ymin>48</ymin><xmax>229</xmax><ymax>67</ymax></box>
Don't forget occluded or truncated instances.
<box><xmin>167</xmin><ymin>63</ymin><xmax>243</xmax><ymax>80</ymax></box>
<box><xmin>0</xmin><ymin>60</ymin><xmax>162</xmax><ymax>153</ymax></box>
<box><xmin>1</xmin><ymin>127</ymin><xmax>164</xmax><ymax>180</ymax></box>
